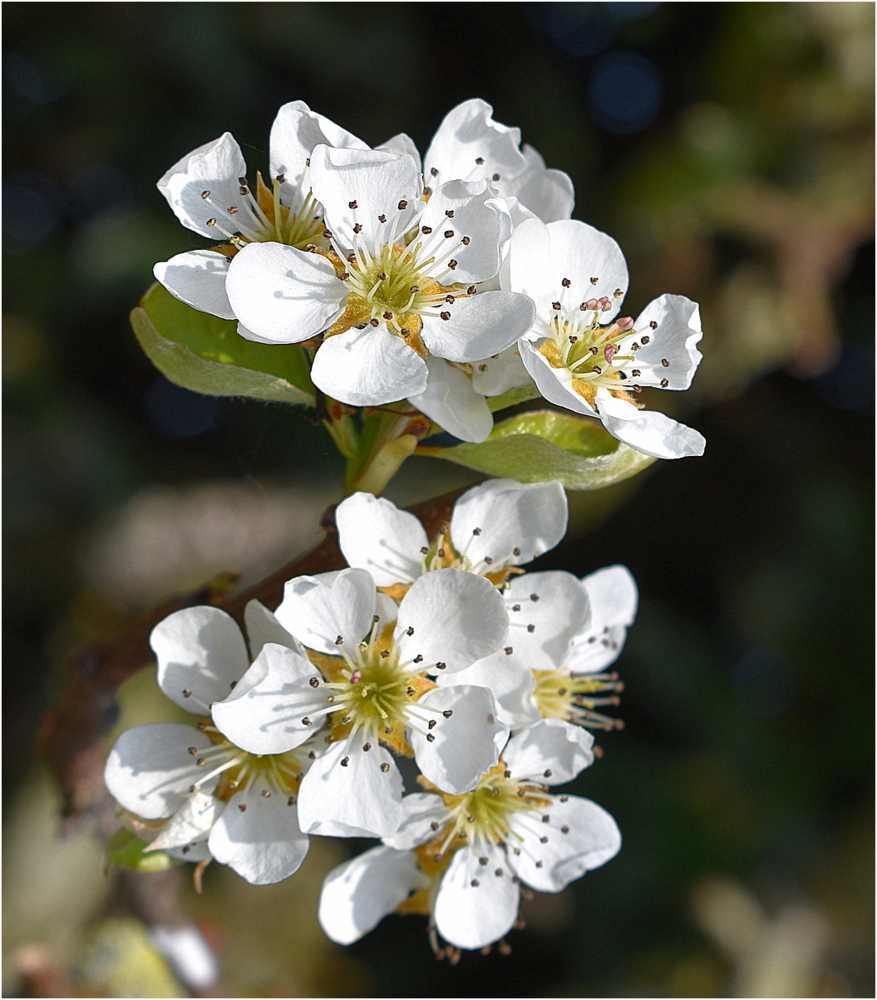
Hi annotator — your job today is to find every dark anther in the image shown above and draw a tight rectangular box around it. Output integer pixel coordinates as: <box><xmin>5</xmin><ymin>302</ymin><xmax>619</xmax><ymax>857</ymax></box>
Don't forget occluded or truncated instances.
<box><xmin>444</xmin><ymin>230</ymin><xmax>454</xmax><ymax>239</ymax></box>
<box><xmin>561</xmin><ymin>277</ymin><xmax>571</xmax><ymax>287</ymax></box>
<box><xmin>442</xmin><ymin>710</ymin><xmax>453</xmax><ymax>718</ymax></box>
<box><xmin>492</xmin><ymin>173</ymin><xmax>500</xmax><ymax>181</ymax></box>
<box><xmin>445</xmin><ymin>209</ymin><xmax>455</xmax><ymax>218</ymax></box>
<box><xmin>398</xmin><ymin>199</ymin><xmax>408</xmax><ymax>210</ymax></box>
<box><xmin>378</xmin><ymin>214</ymin><xmax>387</xmax><ymax>223</ymax></box>
<box><xmin>341</xmin><ymin>757</ymin><xmax>350</xmax><ymax>767</ymax></box>
<box><xmin>335</xmin><ymin>635</ymin><xmax>344</xmax><ymax>645</ymax></box>
<box><xmin>380</xmin><ymin>762</ymin><xmax>390</xmax><ymax>772</ymax></box>
<box><xmin>440</xmin><ymin>311</ymin><xmax>451</xmax><ymax>321</ymax></box>
<box><xmin>447</xmin><ymin>259</ymin><xmax>457</xmax><ymax>269</ymax></box>
<box><xmin>426</xmin><ymin>733</ymin><xmax>435</xmax><ymax>743</ymax></box>
<box><xmin>405</xmin><ymin>626</ymin><xmax>414</xmax><ymax>636</ymax></box>
<box><xmin>348</xmin><ymin>200</ymin><xmax>358</xmax><ymax>209</ymax></box>
<box><xmin>421</xmin><ymin>225</ymin><xmax>433</xmax><ymax>234</ymax></box>
<box><xmin>527</xmin><ymin>624</ymin><xmax>536</xmax><ymax>633</ymax></box>
<box><xmin>504</xmin><ymin>646</ymin><xmax>513</xmax><ymax>655</ymax></box>
<box><xmin>661</xmin><ymin>358</ymin><xmax>670</xmax><ymax>367</ymax></box>
<box><xmin>649</xmin><ymin>320</ymin><xmax>658</xmax><ymax>329</ymax></box>
<box><xmin>641</xmin><ymin>335</ymin><xmax>651</xmax><ymax>344</ymax></box>
<box><xmin>436</xmin><ymin>661</ymin><xmax>447</xmax><ymax>670</ymax></box>
<box><xmin>552</xmin><ymin>301</ymin><xmax>562</xmax><ymax>310</ymax></box>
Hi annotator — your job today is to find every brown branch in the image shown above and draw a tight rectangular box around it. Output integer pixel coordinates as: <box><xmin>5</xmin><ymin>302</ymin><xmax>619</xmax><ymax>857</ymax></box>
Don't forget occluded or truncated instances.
<box><xmin>38</xmin><ymin>490</ymin><xmax>462</xmax><ymax>829</ymax></box>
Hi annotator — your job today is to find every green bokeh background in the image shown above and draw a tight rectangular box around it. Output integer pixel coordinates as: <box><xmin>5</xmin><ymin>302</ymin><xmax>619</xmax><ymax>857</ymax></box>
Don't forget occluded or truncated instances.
<box><xmin>3</xmin><ymin>3</ymin><xmax>873</xmax><ymax>997</ymax></box>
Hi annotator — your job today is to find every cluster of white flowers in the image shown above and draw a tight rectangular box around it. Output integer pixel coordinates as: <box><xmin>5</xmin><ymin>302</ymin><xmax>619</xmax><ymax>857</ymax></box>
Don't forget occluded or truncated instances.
<box><xmin>155</xmin><ymin>99</ymin><xmax>705</xmax><ymax>459</ymax></box>
<box><xmin>105</xmin><ymin>478</ymin><xmax>635</xmax><ymax>954</ymax></box>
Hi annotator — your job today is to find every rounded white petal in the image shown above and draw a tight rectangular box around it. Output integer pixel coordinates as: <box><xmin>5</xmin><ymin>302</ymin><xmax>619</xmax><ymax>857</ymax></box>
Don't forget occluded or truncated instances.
<box><xmin>210</xmin><ymin>643</ymin><xmax>323</xmax><ymax>754</ymax></box>
<box><xmin>419</xmin><ymin>180</ymin><xmax>507</xmax><ymax>282</ymax></box>
<box><xmin>451</xmin><ymin>478</ymin><xmax>568</xmax><ymax>568</ymax></box>
<box><xmin>310</xmin><ymin>324</ymin><xmax>429</xmax><ymax>406</ymax></box>
<box><xmin>424</xmin><ymin>99</ymin><xmax>527</xmax><ymax>189</ymax></box>
<box><xmin>275</xmin><ymin>568</ymin><xmax>376</xmax><ymax>655</ymax></box>
<box><xmin>510</xmin><ymin>162</ymin><xmax>575</xmax><ymax>224</ymax></box>
<box><xmin>243</xmin><ymin>599</ymin><xmax>307</xmax><ymax>659</ymax></box>
<box><xmin>225</xmin><ymin>241</ymin><xmax>345</xmax><ymax>344</ymax></box>
<box><xmin>596</xmin><ymin>390</ymin><xmax>706</xmax><ymax>459</ymax></box>
<box><xmin>375</xmin><ymin>132</ymin><xmax>421</xmax><ymax>165</ymax></box>
<box><xmin>420</xmin><ymin>290</ymin><xmax>535</xmax><ymax>364</ymax></box>
<box><xmin>319</xmin><ymin>845</ymin><xmax>428</xmax><ymax>945</ymax></box>
<box><xmin>506</xmin><ymin>218</ymin><xmax>628</xmax><ymax>322</ymax></box>
<box><xmin>309</xmin><ymin>145</ymin><xmax>421</xmax><ymax>253</ymax></box>
<box><xmin>434</xmin><ymin>844</ymin><xmax>520</xmax><ymax>950</ymax></box>
<box><xmin>519</xmin><ymin>340</ymin><xmax>599</xmax><ymax>417</ymax></box>
<box><xmin>435</xmin><ymin>650</ymin><xmax>540</xmax><ymax>730</ymax></box>
<box><xmin>104</xmin><ymin>723</ymin><xmax>215</xmax><ymax>820</ymax></box>
<box><xmin>469</xmin><ymin>346</ymin><xmax>532</xmax><ymax>396</ymax></box>
<box><xmin>335</xmin><ymin>492</ymin><xmax>427</xmax><ymax>587</ymax></box>
<box><xmin>507</xmin><ymin>795</ymin><xmax>621</xmax><ymax>892</ymax></box>
<box><xmin>504</xmin><ymin>570</ymin><xmax>589</xmax><ymax>662</ymax></box>
<box><xmin>153</xmin><ymin>250</ymin><xmax>234</xmax><ymax>320</ymax></box>
<box><xmin>269</xmin><ymin>100</ymin><xmax>368</xmax><ymax>204</ymax></box>
<box><xmin>622</xmin><ymin>294</ymin><xmax>703</xmax><ymax>389</ymax></box>
<box><xmin>296</xmin><ymin>740</ymin><xmax>404</xmax><ymax>839</ymax></box>
<box><xmin>566</xmin><ymin>566</ymin><xmax>638</xmax><ymax>674</ymax></box>
<box><xmin>151</xmin><ymin>606</ymin><xmax>249</xmax><ymax>712</ymax></box>
<box><xmin>208</xmin><ymin>780</ymin><xmax>309</xmax><ymax>885</ymax></box>
<box><xmin>408</xmin><ymin>357</ymin><xmax>494</xmax><ymax>444</ymax></box>
<box><xmin>411</xmin><ymin>686</ymin><xmax>507</xmax><ymax>794</ymax></box>
<box><xmin>158</xmin><ymin>132</ymin><xmax>248</xmax><ymax>238</ymax></box>
<box><xmin>503</xmin><ymin>718</ymin><xmax>595</xmax><ymax>785</ymax></box>
<box><xmin>383</xmin><ymin>793</ymin><xmax>449</xmax><ymax>850</ymax></box>
<box><xmin>394</xmin><ymin>569</ymin><xmax>509</xmax><ymax>673</ymax></box>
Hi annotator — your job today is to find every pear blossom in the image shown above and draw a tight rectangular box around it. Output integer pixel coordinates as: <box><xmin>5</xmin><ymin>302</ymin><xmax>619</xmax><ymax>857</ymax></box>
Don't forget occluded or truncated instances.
<box><xmin>444</xmin><ymin>565</ymin><xmax>636</xmax><ymax>732</ymax></box>
<box><xmin>104</xmin><ymin>601</ymin><xmax>316</xmax><ymax>885</ymax></box>
<box><xmin>211</xmin><ymin>567</ymin><xmax>511</xmax><ymax>839</ymax></box>
<box><xmin>152</xmin><ymin>100</ymin><xmax>379</xmax><ymax>323</ymax></box>
<box><xmin>224</xmin><ymin>145</ymin><xmax>536</xmax><ymax>406</ymax></box>
<box><xmin>318</xmin><ymin>719</ymin><xmax>621</xmax><ymax>952</ymax></box>
<box><xmin>503</xmin><ymin>217</ymin><xmax>706</xmax><ymax>459</ymax></box>
<box><xmin>422</xmin><ymin>98</ymin><xmax>575</xmax><ymax>226</ymax></box>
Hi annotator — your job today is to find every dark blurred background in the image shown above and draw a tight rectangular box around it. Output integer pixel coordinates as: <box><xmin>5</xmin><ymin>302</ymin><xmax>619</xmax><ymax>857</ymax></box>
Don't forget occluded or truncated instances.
<box><xmin>3</xmin><ymin>3</ymin><xmax>873</xmax><ymax>996</ymax></box>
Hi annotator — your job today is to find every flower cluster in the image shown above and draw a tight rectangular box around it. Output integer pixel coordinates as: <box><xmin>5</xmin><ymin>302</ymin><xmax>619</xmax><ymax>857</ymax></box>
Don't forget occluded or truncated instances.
<box><xmin>155</xmin><ymin>99</ymin><xmax>705</xmax><ymax>459</ymax></box>
<box><xmin>105</xmin><ymin>479</ymin><xmax>634</xmax><ymax>954</ymax></box>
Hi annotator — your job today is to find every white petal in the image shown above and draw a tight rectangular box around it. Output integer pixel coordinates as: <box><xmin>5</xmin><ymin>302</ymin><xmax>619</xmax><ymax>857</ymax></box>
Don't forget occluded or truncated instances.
<box><xmin>310</xmin><ymin>324</ymin><xmax>428</xmax><ymax>406</ymax></box>
<box><xmin>418</xmin><ymin>179</ymin><xmax>507</xmax><ymax>282</ymax></box>
<box><xmin>566</xmin><ymin>566</ymin><xmax>638</xmax><ymax>674</ymax></box>
<box><xmin>507</xmin><ymin>795</ymin><xmax>621</xmax><ymax>892</ymax></box>
<box><xmin>104</xmin><ymin>724</ymin><xmax>215</xmax><ymax>820</ymax></box>
<box><xmin>319</xmin><ymin>845</ymin><xmax>428</xmax><ymax>945</ymax></box>
<box><xmin>309</xmin><ymin>145</ymin><xmax>421</xmax><ymax>253</ymax></box>
<box><xmin>394</xmin><ymin>569</ymin><xmax>509</xmax><ymax>673</ymax></box>
<box><xmin>503</xmin><ymin>718</ymin><xmax>595</xmax><ymax>785</ymax></box>
<box><xmin>158</xmin><ymin>132</ymin><xmax>248</xmax><ymax>238</ymax></box>
<box><xmin>411</xmin><ymin>686</ymin><xmax>507</xmax><ymax>794</ymax></box>
<box><xmin>383</xmin><ymin>793</ymin><xmax>449</xmax><ymax>850</ymax></box>
<box><xmin>451</xmin><ymin>478</ymin><xmax>568</xmax><ymax>568</ymax></box>
<box><xmin>269</xmin><ymin>100</ymin><xmax>367</xmax><ymax>204</ymax></box>
<box><xmin>436</xmin><ymin>651</ymin><xmax>540</xmax><ymax>730</ymax></box>
<box><xmin>275</xmin><ymin>568</ymin><xmax>376</xmax><ymax>655</ymax></box>
<box><xmin>296</xmin><ymin>740</ymin><xmax>404</xmax><ymax>838</ymax></box>
<box><xmin>375</xmin><ymin>132</ymin><xmax>421</xmax><ymax>165</ymax></box>
<box><xmin>243</xmin><ymin>599</ymin><xmax>307</xmax><ymax>659</ymax></box>
<box><xmin>504</xmin><ymin>571</ymin><xmax>589</xmax><ymax>661</ymax></box>
<box><xmin>420</xmin><ymin>290</ymin><xmax>534</xmax><ymax>364</ymax></box>
<box><xmin>424</xmin><ymin>99</ymin><xmax>527</xmax><ymax>189</ymax></box>
<box><xmin>596</xmin><ymin>390</ymin><xmax>706</xmax><ymax>459</ymax></box>
<box><xmin>210</xmin><ymin>643</ymin><xmax>323</xmax><ymax>754</ymax></box>
<box><xmin>208</xmin><ymin>780</ymin><xmax>309</xmax><ymax>885</ymax></box>
<box><xmin>408</xmin><ymin>358</ymin><xmax>494</xmax><ymax>444</ymax></box>
<box><xmin>621</xmin><ymin>294</ymin><xmax>703</xmax><ymax>389</ymax></box>
<box><xmin>335</xmin><ymin>492</ymin><xmax>427</xmax><ymax>587</ymax></box>
<box><xmin>225</xmin><ymin>241</ymin><xmax>345</xmax><ymax>344</ymax></box>
<box><xmin>147</xmin><ymin>791</ymin><xmax>221</xmax><ymax>852</ymax></box>
<box><xmin>506</xmin><ymin>218</ymin><xmax>628</xmax><ymax>322</ymax></box>
<box><xmin>519</xmin><ymin>340</ymin><xmax>599</xmax><ymax>417</ymax></box>
<box><xmin>153</xmin><ymin>250</ymin><xmax>234</xmax><ymax>320</ymax></box>
<box><xmin>510</xmin><ymin>159</ymin><xmax>575</xmax><ymax>224</ymax></box>
<box><xmin>434</xmin><ymin>844</ymin><xmax>520</xmax><ymax>950</ymax></box>
<box><xmin>469</xmin><ymin>346</ymin><xmax>532</xmax><ymax>396</ymax></box>
<box><xmin>150</xmin><ymin>606</ymin><xmax>249</xmax><ymax>712</ymax></box>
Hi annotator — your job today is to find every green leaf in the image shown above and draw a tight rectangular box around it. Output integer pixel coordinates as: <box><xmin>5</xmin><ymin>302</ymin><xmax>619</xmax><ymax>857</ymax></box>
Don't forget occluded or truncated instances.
<box><xmin>105</xmin><ymin>829</ymin><xmax>180</xmax><ymax>873</ymax></box>
<box><xmin>425</xmin><ymin>409</ymin><xmax>656</xmax><ymax>490</ymax></box>
<box><xmin>132</xmin><ymin>283</ymin><xmax>315</xmax><ymax>406</ymax></box>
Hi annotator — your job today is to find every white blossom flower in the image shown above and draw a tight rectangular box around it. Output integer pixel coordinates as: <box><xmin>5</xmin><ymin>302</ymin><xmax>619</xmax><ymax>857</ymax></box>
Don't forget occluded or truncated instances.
<box><xmin>318</xmin><ymin>719</ymin><xmax>621</xmax><ymax>952</ymax></box>
<box><xmin>503</xmin><ymin>217</ymin><xmax>706</xmax><ymax>459</ymax></box>
<box><xmin>104</xmin><ymin>602</ymin><xmax>315</xmax><ymax>885</ymax></box>
<box><xmin>211</xmin><ymin>567</ymin><xmax>511</xmax><ymax>839</ymax></box>
<box><xmin>224</xmin><ymin>145</ymin><xmax>536</xmax><ymax>406</ymax></box>
<box><xmin>454</xmin><ymin>565</ymin><xmax>637</xmax><ymax>731</ymax></box>
<box><xmin>153</xmin><ymin>100</ymin><xmax>376</xmax><ymax>322</ymax></box>
<box><xmin>335</xmin><ymin>477</ymin><xmax>569</xmax><ymax>590</ymax></box>
<box><xmin>422</xmin><ymin>98</ymin><xmax>575</xmax><ymax>225</ymax></box>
